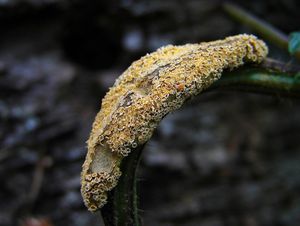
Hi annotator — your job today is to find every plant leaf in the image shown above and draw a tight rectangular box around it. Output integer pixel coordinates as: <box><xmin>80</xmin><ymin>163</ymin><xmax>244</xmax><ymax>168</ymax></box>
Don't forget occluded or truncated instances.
<box><xmin>288</xmin><ymin>32</ymin><xmax>300</xmax><ymax>54</ymax></box>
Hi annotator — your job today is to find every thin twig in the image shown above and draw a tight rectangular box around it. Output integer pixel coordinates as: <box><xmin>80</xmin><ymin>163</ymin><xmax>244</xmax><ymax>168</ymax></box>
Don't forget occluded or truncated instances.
<box><xmin>223</xmin><ymin>3</ymin><xmax>300</xmax><ymax>61</ymax></box>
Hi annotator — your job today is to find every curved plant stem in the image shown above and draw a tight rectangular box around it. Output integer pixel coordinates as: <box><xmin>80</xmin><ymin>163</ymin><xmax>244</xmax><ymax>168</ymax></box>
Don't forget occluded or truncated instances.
<box><xmin>223</xmin><ymin>3</ymin><xmax>300</xmax><ymax>61</ymax></box>
<box><xmin>211</xmin><ymin>67</ymin><xmax>300</xmax><ymax>97</ymax></box>
<box><xmin>101</xmin><ymin>145</ymin><xmax>143</xmax><ymax>226</ymax></box>
<box><xmin>100</xmin><ymin>62</ymin><xmax>300</xmax><ymax>226</ymax></box>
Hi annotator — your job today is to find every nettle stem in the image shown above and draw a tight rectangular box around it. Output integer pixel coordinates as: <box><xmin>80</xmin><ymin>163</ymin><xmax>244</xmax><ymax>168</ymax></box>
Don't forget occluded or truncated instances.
<box><xmin>101</xmin><ymin>146</ymin><xmax>143</xmax><ymax>226</ymax></box>
<box><xmin>211</xmin><ymin>62</ymin><xmax>300</xmax><ymax>97</ymax></box>
<box><xmin>100</xmin><ymin>64</ymin><xmax>300</xmax><ymax>226</ymax></box>
<box><xmin>80</xmin><ymin>35</ymin><xmax>299</xmax><ymax>226</ymax></box>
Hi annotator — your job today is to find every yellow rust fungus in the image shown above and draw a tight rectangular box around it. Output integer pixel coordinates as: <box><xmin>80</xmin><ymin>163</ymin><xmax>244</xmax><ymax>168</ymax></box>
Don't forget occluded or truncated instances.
<box><xmin>81</xmin><ymin>34</ymin><xmax>268</xmax><ymax>211</ymax></box>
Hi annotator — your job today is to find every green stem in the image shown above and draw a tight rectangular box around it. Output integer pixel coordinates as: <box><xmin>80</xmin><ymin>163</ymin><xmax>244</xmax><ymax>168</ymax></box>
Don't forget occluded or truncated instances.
<box><xmin>223</xmin><ymin>3</ymin><xmax>300</xmax><ymax>61</ymax></box>
<box><xmin>211</xmin><ymin>66</ymin><xmax>300</xmax><ymax>97</ymax></box>
<box><xmin>100</xmin><ymin>62</ymin><xmax>300</xmax><ymax>226</ymax></box>
<box><xmin>101</xmin><ymin>145</ymin><xmax>143</xmax><ymax>226</ymax></box>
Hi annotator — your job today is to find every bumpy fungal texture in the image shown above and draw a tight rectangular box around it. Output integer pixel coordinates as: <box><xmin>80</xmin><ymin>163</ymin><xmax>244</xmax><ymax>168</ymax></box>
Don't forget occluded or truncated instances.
<box><xmin>81</xmin><ymin>34</ymin><xmax>268</xmax><ymax>211</ymax></box>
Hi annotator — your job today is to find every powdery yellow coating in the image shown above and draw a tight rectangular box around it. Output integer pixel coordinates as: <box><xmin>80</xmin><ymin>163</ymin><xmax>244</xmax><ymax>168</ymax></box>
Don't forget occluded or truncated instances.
<box><xmin>81</xmin><ymin>34</ymin><xmax>268</xmax><ymax>211</ymax></box>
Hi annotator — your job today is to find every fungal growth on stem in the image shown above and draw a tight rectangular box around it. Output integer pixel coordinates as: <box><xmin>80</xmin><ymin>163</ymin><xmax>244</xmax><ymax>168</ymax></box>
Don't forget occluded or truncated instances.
<box><xmin>81</xmin><ymin>34</ymin><xmax>268</xmax><ymax>212</ymax></box>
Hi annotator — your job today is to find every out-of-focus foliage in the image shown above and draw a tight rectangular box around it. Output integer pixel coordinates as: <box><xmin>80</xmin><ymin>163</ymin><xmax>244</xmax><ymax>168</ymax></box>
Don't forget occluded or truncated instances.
<box><xmin>288</xmin><ymin>32</ymin><xmax>300</xmax><ymax>54</ymax></box>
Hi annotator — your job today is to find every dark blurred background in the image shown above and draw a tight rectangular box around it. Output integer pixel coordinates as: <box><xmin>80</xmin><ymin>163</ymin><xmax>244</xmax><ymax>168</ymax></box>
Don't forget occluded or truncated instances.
<box><xmin>0</xmin><ymin>0</ymin><xmax>300</xmax><ymax>226</ymax></box>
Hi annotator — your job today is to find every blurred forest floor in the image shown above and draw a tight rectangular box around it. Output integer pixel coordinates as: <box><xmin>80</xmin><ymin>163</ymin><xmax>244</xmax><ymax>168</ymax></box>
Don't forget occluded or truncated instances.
<box><xmin>0</xmin><ymin>1</ymin><xmax>300</xmax><ymax>226</ymax></box>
